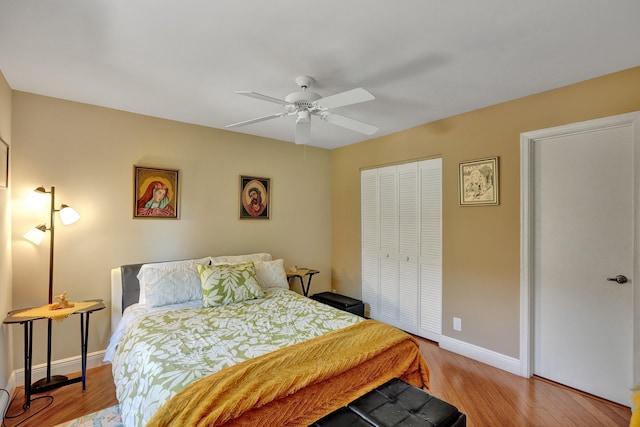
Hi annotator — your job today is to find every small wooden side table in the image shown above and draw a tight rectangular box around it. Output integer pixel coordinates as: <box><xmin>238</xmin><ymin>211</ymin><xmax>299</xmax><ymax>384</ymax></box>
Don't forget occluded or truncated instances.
<box><xmin>3</xmin><ymin>299</ymin><xmax>105</xmax><ymax>407</ymax></box>
<box><xmin>286</xmin><ymin>268</ymin><xmax>319</xmax><ymax>297</ymax></box>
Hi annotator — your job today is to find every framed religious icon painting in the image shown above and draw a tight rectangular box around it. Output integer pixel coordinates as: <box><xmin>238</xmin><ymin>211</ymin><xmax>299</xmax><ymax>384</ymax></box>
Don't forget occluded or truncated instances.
<box><xmin>240</xmin><ymin>175</ymin><xmax>270</xmax><ymax>219</ymax></box>
<box><xmin>459</xmin><ymin>156</ymin><xmax>499</xmax><ymax>206</ymax></box>
<box><xmin>133</xmin><ymin>166</ymin><xmax>180</xmax><ymax>219</ymax></box>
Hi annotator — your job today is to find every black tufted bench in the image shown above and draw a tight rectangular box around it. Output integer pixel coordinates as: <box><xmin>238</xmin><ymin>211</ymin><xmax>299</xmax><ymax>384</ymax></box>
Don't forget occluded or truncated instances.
<box><xmin>311</xmin><ymin>378</ymin><xmax>466</xmax><ymax>427</ymax></box>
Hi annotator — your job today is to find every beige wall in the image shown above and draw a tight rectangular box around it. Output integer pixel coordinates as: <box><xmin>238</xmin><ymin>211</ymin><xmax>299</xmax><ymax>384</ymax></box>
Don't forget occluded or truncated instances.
<box><xmin>0</xmin><ymin>71</ymin><xmax>13</xmax><ymax>390</ymax></box>
<box><xmin>10</xmin><ymin>92</ymin><xmax>332</xmax><ymax>368</ymax></box>
<box><xmin>331</xmin><ymin>66</ymin><xmax>640</xmax><ymax>358</ymax></box>
<box><xmin>5</xmin><ymin>66</ymin><xmax>640</xmax><ymax>373</ymax></box>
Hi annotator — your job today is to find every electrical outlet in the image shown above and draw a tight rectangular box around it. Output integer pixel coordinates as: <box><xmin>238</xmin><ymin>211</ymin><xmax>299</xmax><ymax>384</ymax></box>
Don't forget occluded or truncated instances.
<box><xmin>453</xmin><ymin>317</ymin><xmax>462</xmax><ymax>332</ymax></box>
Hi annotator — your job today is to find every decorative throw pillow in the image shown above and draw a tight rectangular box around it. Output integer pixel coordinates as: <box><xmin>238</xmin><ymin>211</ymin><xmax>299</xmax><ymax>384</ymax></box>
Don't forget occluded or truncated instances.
<box><xmin>197</xmin><ymin>262</ymin><xmax>265</xmax><ymax>307</ymax></box>
<box><xmin>254</xmin><ymin>259</ymin><xmax>289</xmax><ymax>290</ymax></box>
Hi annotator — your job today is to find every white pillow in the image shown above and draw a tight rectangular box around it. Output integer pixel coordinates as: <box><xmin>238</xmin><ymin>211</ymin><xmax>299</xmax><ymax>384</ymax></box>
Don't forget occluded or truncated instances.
<box><xmin>210</xmin><ymin>253</ymin><xmax>272</xmax><ymax>265</ymax></box>
<box><xmin>254</xmin><ymin>259</ymin><xmax>289</xmax><ymax>290</ymax></box>
<box><xmin>137</xmin><ymin>257</ymin><xmax>209</xmax><ymax>307</ymax></box>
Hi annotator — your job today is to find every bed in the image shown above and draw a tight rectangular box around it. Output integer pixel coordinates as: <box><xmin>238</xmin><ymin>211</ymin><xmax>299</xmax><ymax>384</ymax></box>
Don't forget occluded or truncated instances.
<box><xmin>105</xmin><ymin>253</ymin><xmax>430</xmax><ymax>427</ymax></box>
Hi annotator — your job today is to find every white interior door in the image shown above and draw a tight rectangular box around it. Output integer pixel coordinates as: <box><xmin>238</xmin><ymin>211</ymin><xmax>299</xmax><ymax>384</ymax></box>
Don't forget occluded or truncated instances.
<box><xmin>532</xmin><ymin>121</ymin><xmax>635</xmax><ymax>406</ymax></box>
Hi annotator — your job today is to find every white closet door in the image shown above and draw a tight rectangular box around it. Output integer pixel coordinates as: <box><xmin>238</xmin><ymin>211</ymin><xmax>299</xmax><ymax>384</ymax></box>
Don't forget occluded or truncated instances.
<box><xmin>361</xmin><ymin>169</ymin><xmax>379</xmax><ymax>319</ymax></box>
<box><xmin>397</xmin><ymin>163</ymin><xmax>419</xmax><ymax>333</ymax></box>
<box><xmin>418</xmin><ymin>158</ymin><xmax>442</xmax><ymax>341</ymax></box>
<box><xmin>378</xmin><ymin>166</ymin><xmax>399</xmax><ymax>322</ymax></box>
<box><xmin>361</xmin><ymin>159</ymin><xmax>442</xmax><ymax>341</ymax></box>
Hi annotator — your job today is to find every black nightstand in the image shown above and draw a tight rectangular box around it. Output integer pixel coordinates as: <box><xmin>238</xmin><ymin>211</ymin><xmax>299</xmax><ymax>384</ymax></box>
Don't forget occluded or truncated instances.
<box><xmin>311</xmin><ymin>292</ymin><xmax>365</xmax><ymax>317</ymax></box>
<box><xmin>3</xmin><ymin>299</ymin><xmax>105</xmax><ymax>407</ymax></box>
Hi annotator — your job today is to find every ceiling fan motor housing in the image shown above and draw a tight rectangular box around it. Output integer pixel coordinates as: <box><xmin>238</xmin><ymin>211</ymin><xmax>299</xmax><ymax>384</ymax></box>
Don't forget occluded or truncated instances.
<box><xmin>285</xmin><ymin>75</ymin><xmax>322</xmax><ymax>112</ymax></box>
<box><xmin>285</xmin><ymin>90</ymin><xmax>321</xmax><ymax>110</ymax></box>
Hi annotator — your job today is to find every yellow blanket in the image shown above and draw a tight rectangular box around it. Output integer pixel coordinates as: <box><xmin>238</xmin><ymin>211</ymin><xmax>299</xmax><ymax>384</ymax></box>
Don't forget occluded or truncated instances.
<box><xmin>147</xmin><ymin>319</ymin><xmax>430</xmax><ymax>427</ymax></box>
<box><xmin>631</xmin><ymin>389</ymin><xmax>639</xmax><ymax>427</ymax></box>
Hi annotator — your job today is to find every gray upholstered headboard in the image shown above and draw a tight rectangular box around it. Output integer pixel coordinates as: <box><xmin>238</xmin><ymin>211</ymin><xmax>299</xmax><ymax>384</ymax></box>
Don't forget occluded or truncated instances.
<box><xmin>110</xmin><ymin>263</ymin><xmax>144</xmax><ymax>334</ymax></box>
<box><xmin>121</xmin><ymin>263</ymin><xmax>144</xmax><ymax>312</ymax></box>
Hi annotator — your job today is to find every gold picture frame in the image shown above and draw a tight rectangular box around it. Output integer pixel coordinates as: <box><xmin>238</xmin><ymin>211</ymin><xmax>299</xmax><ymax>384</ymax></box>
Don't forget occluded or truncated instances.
<box><xmin>240</xmin><ymin>175</ymin><xmax>270</xmax><ymax>219</ymax></box>
<box><xmin>459</xmin><ymin>156</ymin><xmax>499</xmax><ymax>206</ymax></box>
<box><xmin>133</xmin><ymin>166</ymin><xmax>180</xmax><ymax>219</ymax></box>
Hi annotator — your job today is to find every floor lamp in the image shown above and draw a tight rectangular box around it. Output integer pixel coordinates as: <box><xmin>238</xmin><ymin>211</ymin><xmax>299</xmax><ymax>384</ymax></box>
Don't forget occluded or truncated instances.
<box><xmin>23</xmin><ymin>186</ymin><xmax>80</xmax><ymax>388</ymax></box>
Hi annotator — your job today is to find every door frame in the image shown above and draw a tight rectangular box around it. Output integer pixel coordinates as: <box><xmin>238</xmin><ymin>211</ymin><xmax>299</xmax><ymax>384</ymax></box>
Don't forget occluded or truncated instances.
<box><xmin>519</xmin><ymin>111</ymin><xmax>640</xmax><ymax>391</ymax></box>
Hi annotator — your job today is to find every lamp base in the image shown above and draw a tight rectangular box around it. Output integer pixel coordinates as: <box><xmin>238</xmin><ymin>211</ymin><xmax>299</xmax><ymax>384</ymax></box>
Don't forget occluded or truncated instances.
<box><xmin>31</xmin><ymin>375</ymin><xmax>70</xmax><ymax>392</ymax></box>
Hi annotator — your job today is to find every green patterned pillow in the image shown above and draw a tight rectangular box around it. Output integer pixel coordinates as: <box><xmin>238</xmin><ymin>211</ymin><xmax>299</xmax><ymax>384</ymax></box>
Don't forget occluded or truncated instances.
<box><xmin>197</xmin><ymin>262</ymin><xmax>265</xmax><ymax>307</ymax></box>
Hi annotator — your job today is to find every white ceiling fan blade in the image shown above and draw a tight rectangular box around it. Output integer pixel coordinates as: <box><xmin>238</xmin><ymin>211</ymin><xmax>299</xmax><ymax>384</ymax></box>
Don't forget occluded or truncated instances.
<box><xmin>314</xmin><ymin>88</ymin><xmax>375</xmax><ymax>110</ymax></box>
<box><xmin>226</xmin><ymin>112</ymin><xmax>289</xmax><ymax>128</ymax></box>
<box><xmin>295</xmin><ymin>120</ymin><xmax>311</xmax><ymax>145</ymax></box>
<box><xmin>321</xmin><ymin>113</ymin><xmax>379</xmax><ymax>135</ymax></box>
<box><xmin>235</xmin><ymin>91</ymin><xmax>292</xmax><ymax>106</ymax></box>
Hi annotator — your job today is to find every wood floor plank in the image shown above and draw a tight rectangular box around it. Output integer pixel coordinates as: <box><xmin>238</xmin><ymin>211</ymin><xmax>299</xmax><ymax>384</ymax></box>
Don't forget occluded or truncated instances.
<box><xmin>417</xmin><ymin>338</ymin><xmax>631</xmax><ymax>427</ymax></box>
<box><xmin>3</xmin><ymin>364</ymin><xmax>117</xmax><ymax>427</ymax></box>
<box><xmin>3</xmin><ymin>338</ymin><xmax>632</xmax><ymax>426</ymax></box>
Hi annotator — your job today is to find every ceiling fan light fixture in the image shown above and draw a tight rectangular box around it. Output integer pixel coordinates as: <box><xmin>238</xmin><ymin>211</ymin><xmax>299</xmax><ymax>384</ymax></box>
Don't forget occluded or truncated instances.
<box><xmin>296</xmin><ymin>111</ymin><xmax>311</xmax><ymax>124</ymax></box>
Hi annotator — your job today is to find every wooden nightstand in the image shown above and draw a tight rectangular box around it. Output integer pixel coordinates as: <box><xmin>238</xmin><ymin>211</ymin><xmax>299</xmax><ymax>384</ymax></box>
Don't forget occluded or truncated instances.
<box><xmin>286</xmin><ymin>268</ymin><xmax>319</xmax><ymax>297</ymax></box>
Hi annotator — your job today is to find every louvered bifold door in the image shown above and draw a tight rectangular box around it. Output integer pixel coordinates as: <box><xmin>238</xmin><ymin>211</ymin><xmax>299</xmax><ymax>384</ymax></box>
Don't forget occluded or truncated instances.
<box><xmin>377</xmin><ymin>166</ymin><xmax>399</xmax><ymax>325</ymax></box>
<box><xmin>397</xmin><ymin>163</ymin><xmax>419</xmax><ymax>334</ymax></box>
<box><xmin>361</xmin><ymin>159</ymin><xmax>441</xmax><ymax>341</ymax></box>
<box><xmin>361</xmin><ymin>168</ymin><xmax>380</xmax><ymax>319</ymax></box>
<box><xmin>418</xmin><ymin>158</ymin><xmax>442</xmax><ymax>341</ymax></box>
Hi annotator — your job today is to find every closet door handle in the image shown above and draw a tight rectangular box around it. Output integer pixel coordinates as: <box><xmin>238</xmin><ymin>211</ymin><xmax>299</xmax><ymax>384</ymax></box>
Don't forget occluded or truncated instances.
<box><xmin>607</xmin><ymin>275</ymin><xmax>628</xmax><ymax>284</ymax></box>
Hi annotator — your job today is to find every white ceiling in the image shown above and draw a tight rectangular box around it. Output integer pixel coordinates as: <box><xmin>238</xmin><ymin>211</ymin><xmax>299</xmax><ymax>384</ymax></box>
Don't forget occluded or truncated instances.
<box><xmin>1</xmin><ymin>1</ymin><xmax>639</xmax><ymax>149</ymax></box>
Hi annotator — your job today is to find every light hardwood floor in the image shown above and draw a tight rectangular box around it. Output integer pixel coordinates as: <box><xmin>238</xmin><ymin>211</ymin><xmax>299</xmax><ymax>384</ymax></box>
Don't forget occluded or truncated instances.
<box><xmin>4</xmin><ymin>338</ymin><xmax>632</xmax><ymax>426</ymax></box>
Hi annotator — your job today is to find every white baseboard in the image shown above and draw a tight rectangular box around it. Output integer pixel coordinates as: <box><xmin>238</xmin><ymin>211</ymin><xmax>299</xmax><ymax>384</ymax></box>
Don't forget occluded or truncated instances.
<box><xmin>0</xmin><ymin>371</ymin><xmax>14</xmax><ymax>421</ymax></box>
<box><xmin>3</xmin><ymin>369</ymin><xmax>16</xmax><ymax>396</ymax></box>
<box><xmin>13</xmin><ymin>350</ymin><xmax>107</xmax><ymax>387</ymax></box>
<box><xmin>439</xmin><ymin>335</ymin><xmax>524</xmax><ymax>377</ymax></box>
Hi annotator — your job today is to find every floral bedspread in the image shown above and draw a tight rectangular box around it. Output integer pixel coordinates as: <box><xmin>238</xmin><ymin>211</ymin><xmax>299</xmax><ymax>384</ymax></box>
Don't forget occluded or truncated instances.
<box><xmin>108</xmin><ymin>289</ymin><xmax>362</xmax><ymax>427</ymax></box>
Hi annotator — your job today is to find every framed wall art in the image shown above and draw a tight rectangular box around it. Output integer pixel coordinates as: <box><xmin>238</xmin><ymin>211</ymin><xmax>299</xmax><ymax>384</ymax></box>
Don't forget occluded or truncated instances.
<box><xmin>133</xmin><ymin>166</ymin><xmax>180</xmax><ymax>219</ymax></box>
<box><xmin>240</xmin><ymin>175</ymin><xmax>270</xmax><ymax>219</ymax></box>
<box><xmin>459</xmin><ymin>156</ymin><xmax>499</xmax><ymax>206</ymax></box>
<box><xmin>0</xmin><ymin>137</ymin><xmax>7</xmax><ymax>189</ymax></box>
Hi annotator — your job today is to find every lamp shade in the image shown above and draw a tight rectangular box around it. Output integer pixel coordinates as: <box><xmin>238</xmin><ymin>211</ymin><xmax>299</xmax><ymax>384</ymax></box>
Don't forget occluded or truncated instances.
<box><xmin>24</xmin><ymin>225</ymin><xmax>47</xmax><ymax>245</ymax></box>
<box><xmin>59</xmin><ymin>205</ymin><xmax>80</xmax><ymax>225</ymax></box>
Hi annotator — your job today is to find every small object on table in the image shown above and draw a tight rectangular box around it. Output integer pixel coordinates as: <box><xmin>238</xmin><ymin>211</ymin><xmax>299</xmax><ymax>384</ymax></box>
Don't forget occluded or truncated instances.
<box><xmin>286</xmin><ymin>267</ymin><xmax>319</xmax><ymax>297</ymax></box>
<box><xmin>49</xmin><ymin>291</ymin><xmax>75</xmax><ymax>310</ymax></box>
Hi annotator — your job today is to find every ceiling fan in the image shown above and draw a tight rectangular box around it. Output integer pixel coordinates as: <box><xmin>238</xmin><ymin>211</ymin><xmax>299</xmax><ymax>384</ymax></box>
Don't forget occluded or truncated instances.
<box><xmin>226</xmin><ymin>76</ymin><xmax>379</xmax><ymax>145</ymax></box>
